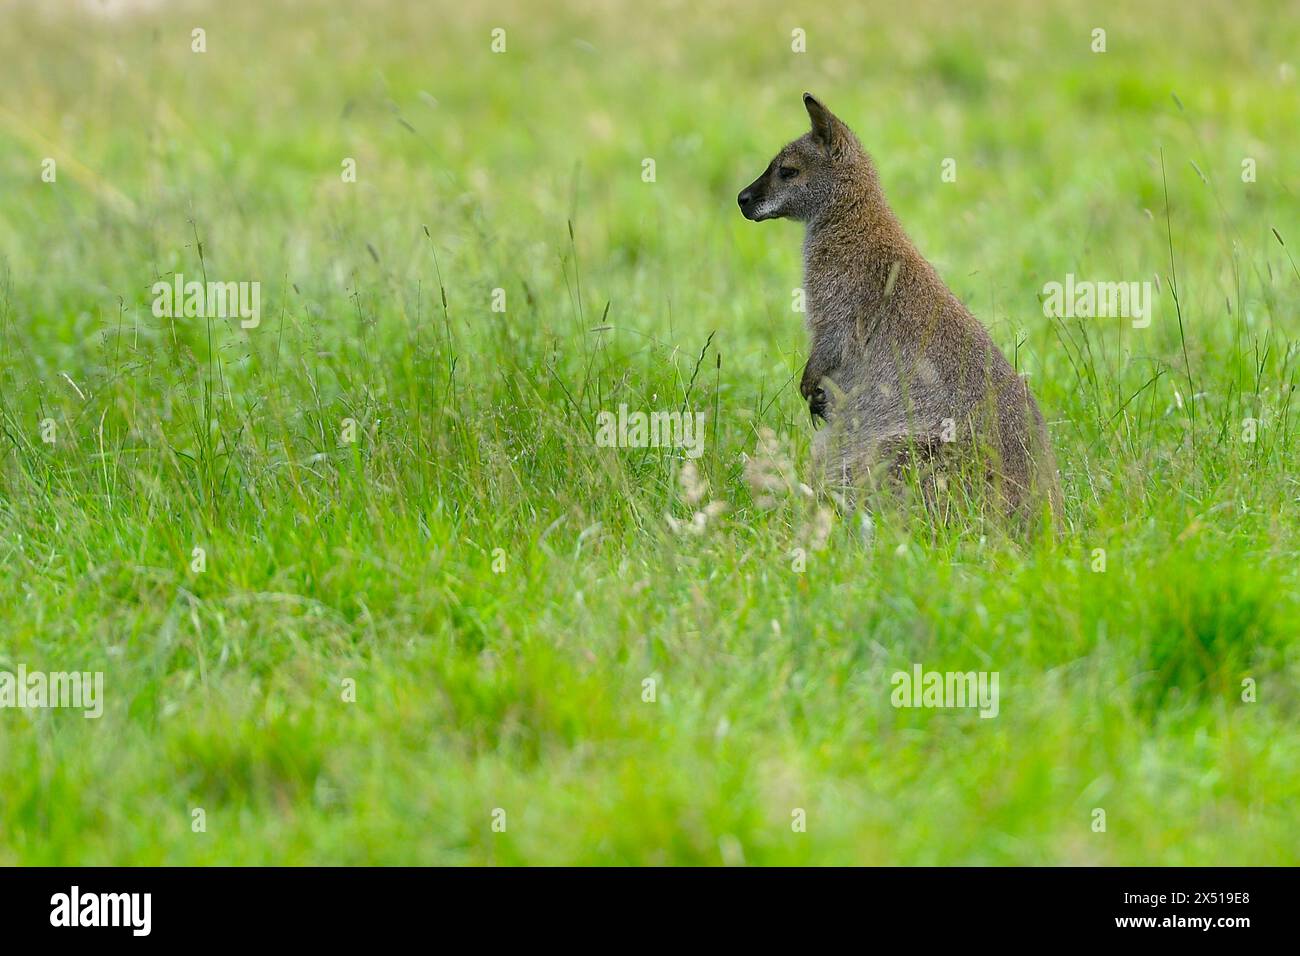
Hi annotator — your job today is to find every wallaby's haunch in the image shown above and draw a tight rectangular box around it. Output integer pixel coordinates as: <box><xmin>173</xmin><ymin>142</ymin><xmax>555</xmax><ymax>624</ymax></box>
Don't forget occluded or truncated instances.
<box><xmin>738</xmin><ymin>93</ymin><xmax>1062</xmax><ymax>528</ymax></box>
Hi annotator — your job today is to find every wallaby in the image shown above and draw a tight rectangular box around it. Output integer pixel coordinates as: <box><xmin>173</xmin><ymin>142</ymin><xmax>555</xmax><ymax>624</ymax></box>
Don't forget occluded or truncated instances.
<box><xmin>738</xmin><ymin>93</ymin><xmax>1062</xmax><ymax>529</ymax></box>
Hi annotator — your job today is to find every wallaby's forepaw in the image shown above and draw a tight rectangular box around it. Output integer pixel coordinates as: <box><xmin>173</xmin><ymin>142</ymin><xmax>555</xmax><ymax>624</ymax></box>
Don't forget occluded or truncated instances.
<box><xmin>808</xmin><ymin>385</ymin><xmax>829</xmax><ymax>422</ymax></box>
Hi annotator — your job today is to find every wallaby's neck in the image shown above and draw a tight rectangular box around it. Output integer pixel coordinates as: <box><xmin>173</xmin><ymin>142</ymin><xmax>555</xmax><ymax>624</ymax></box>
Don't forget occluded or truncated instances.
<box><xmin>804</xmin><ymin>177</ymin><xmax>909</xmax><ymax>263</ymax></box>
<box><xmin>802</xmin><ymin>174</ymin><xmax>936</xmax><ymax>324</ymax></box>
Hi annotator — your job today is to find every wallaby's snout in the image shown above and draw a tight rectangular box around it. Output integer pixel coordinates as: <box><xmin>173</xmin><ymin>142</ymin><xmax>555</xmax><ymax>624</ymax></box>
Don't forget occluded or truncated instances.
<box><xmin>737</xmin><ymin>158</ymin><xmax>797</xmax><ymax>222</ymax></box>
<box><xmin>737</xmin><ymin>176</ymin><xmax>768</xmax><ymax>221</ymax></box>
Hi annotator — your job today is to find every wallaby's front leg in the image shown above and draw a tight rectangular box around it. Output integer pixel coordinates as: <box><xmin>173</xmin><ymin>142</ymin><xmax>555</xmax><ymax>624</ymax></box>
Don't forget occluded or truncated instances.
<box><xmin>800</xmin><ymin>340</ymin><xmax>838</xmax><ymax>422</ymax></box>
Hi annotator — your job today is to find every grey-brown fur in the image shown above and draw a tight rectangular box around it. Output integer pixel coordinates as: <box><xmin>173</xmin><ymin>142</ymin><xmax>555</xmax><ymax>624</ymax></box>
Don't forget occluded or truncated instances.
<box><xmin>738</xmin><ymin>93</ymin><xmax>1062</xmax><ymax>527</ymax></box>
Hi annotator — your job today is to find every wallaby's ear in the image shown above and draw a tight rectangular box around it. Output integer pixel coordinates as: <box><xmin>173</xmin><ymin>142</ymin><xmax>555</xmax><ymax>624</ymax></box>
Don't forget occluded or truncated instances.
<box><xmin>803</xmin><ymin>92</ymin><xmax>839</xmax><ymax>156</ymax></box>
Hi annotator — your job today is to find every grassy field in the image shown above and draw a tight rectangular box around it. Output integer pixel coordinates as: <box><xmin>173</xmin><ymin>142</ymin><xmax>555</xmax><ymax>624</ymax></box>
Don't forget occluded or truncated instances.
<box><xmin>0</xmin><ymin>0</ymin><xmax>1297</xmax><ymax>865</ymax></box>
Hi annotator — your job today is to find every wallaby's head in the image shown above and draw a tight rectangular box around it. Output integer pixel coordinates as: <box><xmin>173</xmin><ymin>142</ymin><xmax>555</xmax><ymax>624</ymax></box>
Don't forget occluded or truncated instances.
<box><xmin>738</xmin><ymin>93</ymin><xmax>874</xmax><ymax>224</ymax></box>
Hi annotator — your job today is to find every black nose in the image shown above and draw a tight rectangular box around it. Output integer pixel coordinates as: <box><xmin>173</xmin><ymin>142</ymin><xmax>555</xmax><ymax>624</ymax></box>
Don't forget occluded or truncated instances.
<box><xmin>737</xmin><ymin>189</ymin><xmax>753</xmax><ymax>208</ymax></box>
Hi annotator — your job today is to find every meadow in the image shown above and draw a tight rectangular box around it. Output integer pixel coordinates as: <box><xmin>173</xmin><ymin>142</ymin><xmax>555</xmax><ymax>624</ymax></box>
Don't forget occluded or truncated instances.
<box><xmin>0</xmin><ymin>0</ymin><xmax>1297</xmax><ymax>864</ymax></box>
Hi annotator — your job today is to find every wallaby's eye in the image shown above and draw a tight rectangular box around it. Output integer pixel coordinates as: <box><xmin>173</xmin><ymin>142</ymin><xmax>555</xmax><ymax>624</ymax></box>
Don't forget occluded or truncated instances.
<box><xmin>778</xmin><ymin>166</ymin><xmax>799</xmax><ymax>180</ymax></box>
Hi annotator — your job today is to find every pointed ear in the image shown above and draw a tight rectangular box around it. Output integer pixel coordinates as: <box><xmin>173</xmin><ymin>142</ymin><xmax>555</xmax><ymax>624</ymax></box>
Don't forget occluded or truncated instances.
<box><xmin>803</xmin><ymin>92</ymin><xmax>838</xmax><ymax>155</ymax></box>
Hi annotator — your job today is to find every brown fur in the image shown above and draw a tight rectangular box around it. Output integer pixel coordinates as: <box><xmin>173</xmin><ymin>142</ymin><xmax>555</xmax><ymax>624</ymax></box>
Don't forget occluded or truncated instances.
<box><xmin>739</xmin><ymin>93</ymin><xmax>1062</xmax><ymax>529</ymax></box>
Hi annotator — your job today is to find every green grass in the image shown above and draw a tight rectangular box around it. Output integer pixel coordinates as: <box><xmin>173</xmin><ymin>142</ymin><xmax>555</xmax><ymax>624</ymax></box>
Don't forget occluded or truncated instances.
<box><xmin>0</xmin><ymin>0</ymin><xmax>1297</xmax><ymax>864</ymax></box>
